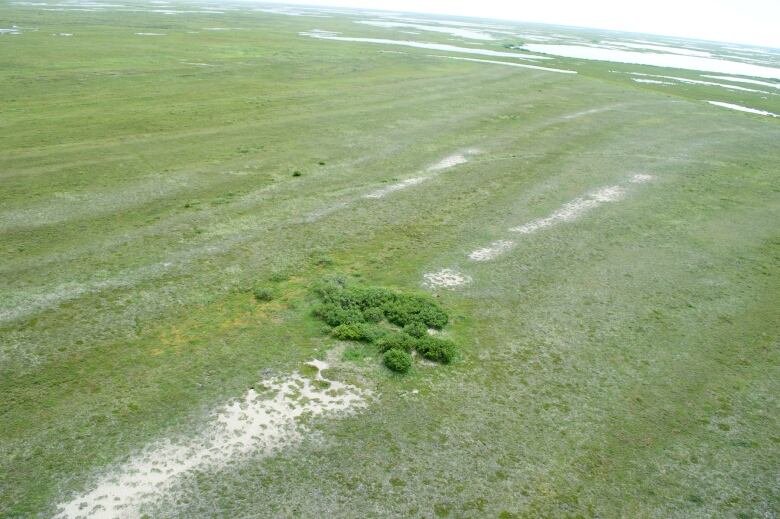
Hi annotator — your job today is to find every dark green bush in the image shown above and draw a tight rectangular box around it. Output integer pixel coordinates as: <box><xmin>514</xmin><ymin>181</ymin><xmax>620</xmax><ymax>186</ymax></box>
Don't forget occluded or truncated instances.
<box><xmin>311</xmin><ymin>278</ymin><xmax>457</xmax><ymax>370</ymax></box>
<box><xmin>323</xmin><ymin>286</ymin><xmax>395</xmax><ymax>311</ymax></box>
<box><xmin>383</xmin><ymin>349</ymin><xmax>412</xmax><ymax>373</ymax></box>
<box><xmin>332</xmin><ymin>323</ymin><xmax>386</xmax><ymax>342</ymax></box>
<box><xmin>252</xmin><ymin>286</ymin><xmax>275</xmax><ymax>302</ymax></box>
<box><xmin>382</xmin><ymin>294</ymin><xmax>448</xmax><ymax>329</ymax></box>
<box><xmin>376</xmin><ymin>333</ymin><xmax>417</xmax><ymax>353</ymax></box>
<box><xmin>403</xmin><ymin>322</ymin><xmax>428</xmax><ymax>338</ymax></box>
<box><xmin>331</xmin><ymin>324</ymin><xmax>363</xmax><ymax>341</ymax></box>
<box><xmin>362</xmin><ymin>307</ymin><xmax>384</xmax><ymax>323</ymax></box>
<box><xmin>313</xmin><ymin>303</ymin><xmax>364</xmax><ymax>327</ymax></box>
<box><xmin>357</xmin><ymin>323</ymin><xmax>389</xmax><ymax>342</ymax></box>
<box><xmin>292</xmin><ymin>171</ymin><xmax>302</xmax><ymax>177</ymax></box>
<box><xmin>416</xmin><ymin>336</ymin><xmax>457</xmax><ymax>364</ymax></box>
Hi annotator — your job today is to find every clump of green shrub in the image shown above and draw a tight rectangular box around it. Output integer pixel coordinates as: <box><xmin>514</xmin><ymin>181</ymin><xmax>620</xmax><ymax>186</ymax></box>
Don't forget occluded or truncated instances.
<box><xmin>383</xmin><ymin>349</ymin><xmax>412</xmax><ymax>373</ymax></box>
<box><xmin>416</xmin><ymin>336</ymin><xmax>457</xmax><ymax>364</ymax></box>
<box><xmin>376</xmin><ymin>333</ymin><xmax>417</xmax><ymax>353</ymax></box>
<box><xmin>252</xmin><ymin>286</ymin><xmax>275</xmax><ymax>302</ymax></box>
<box><xmin>268</xmin><ymin>271</ymin><xmax>288</xmax><ymax>283</ymax></box>
<box><xmin>383</xmin><ymin>294</ymin><xmax>448</xmax><ymax>329</ymax></box>
<box><xmin>362</xmin><ymin>307</ymin><xmax>384</xmax><ymax>323</ymax></box>
<box><xmin>403</xmin><ymin>322</ymin><xmax>428</xmax><ymax>338</ymax></box>
<box><xmin>312</xmin><ymin>303</ymin><xmax>364</xmax><ymax>327</ymax></box>
<box><xmin>310</xmin><ymin>276</ymin><xmax>458</xmax><ymax>373</ymax></box>
<box><xmin>332</xmin><ymin>323</ymin><xmax>387</xmax><ymax>343</ymax></box>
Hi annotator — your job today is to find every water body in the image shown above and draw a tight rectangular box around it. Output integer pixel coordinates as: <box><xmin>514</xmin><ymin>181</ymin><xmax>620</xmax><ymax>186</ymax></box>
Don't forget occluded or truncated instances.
<box><xmin>301</xmin><ymin>31</ymin><xmax>551</xmax><ymax>61</ymax></box>
<box><xmin>523</xmin><ymin>44</ymin><xmax>780</xmax><ymax>80</ymax></box>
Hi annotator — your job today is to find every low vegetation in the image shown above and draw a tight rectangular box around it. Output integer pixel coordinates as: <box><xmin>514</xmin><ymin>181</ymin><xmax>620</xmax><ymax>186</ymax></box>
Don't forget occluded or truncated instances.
<box><xmin>252</xmin><ymin>286</ymin><xmax>275</xmax><ymax>302</ymax></box>
<box><xmin>383</xmin><ymin>349</ymin><xmax>412</xmax><ymax>373</ymax></box>
<box><xmin>311</xmin><ymin>276</ymin><xmax>457</xmax><ymax>372</ymax></box>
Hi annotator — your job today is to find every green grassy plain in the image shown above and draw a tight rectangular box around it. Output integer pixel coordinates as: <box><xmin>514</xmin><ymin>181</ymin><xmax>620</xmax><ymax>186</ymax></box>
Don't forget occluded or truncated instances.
<box><xmin>1</xmin><ymin>3</ymin><xmax>779</xmax><ymax>517</ymax></box>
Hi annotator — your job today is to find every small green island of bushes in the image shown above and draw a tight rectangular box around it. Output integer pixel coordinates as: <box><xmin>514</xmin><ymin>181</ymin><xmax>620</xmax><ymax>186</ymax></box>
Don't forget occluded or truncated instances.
<box><xmin>311</xmin><ymin>277</ymin><xmax>458</xmax><ymax>373</ymax></box>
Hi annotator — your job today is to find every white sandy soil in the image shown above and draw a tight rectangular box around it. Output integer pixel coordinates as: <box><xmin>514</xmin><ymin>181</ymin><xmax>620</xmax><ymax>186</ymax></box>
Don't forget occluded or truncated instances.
<box><xmin>422</xmin><ymin>268</ymin><xmax>472</xmax><ymax>288</ymax></box>
<box><xmin>54</xmin><ymin>361</ymin><xmax>369</xmax><ymax>519</ymax></box>
<box><xmin>706</xmin><ymin>101</ymin><xmax>778</xmax><ymax>117</ymax></box>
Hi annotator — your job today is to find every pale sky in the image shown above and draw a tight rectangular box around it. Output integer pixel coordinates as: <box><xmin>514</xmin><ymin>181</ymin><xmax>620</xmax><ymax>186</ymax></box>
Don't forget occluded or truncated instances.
<box><xmin>271</xmin><ymin>0</ymin><xmax>780</xmax><ymax>48</ymax></box>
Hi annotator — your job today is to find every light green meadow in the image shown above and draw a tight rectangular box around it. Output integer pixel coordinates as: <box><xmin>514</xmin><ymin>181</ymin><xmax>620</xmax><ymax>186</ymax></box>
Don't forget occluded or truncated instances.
<box><xmin>1</xmin><ymin>2</ymin><xmax>779</xmax><ymax>518</ymax></box>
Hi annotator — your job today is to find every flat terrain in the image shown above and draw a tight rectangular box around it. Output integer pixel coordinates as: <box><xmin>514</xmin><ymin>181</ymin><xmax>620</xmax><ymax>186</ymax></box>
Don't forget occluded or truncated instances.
<box><xmin>1</xmin><ymin>2</ymin><xmax>779</xmax><ymax>518</ymax></box>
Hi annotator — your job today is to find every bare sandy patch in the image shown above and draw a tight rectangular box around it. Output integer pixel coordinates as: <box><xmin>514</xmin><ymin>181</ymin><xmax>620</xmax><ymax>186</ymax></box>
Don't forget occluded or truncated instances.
<box><xmin>427</xmin><ymin>153</ymin><xmax>467</xmax><ymax>171</ymax></box>
<box><xmin>363</xmin><ymin>149</ymin><xmax>478</xmax><ymax>199</ymax></box>
<box><xmin>629</xmin><ymin>173</ymin><xmax>654</xmax><ymax>183</ymax></box>
<box><xmin>627</xmin><ymin>72</ymin><xmax>774</xmax><ymax>94</ymax></box>
<box><xmin>508</xmin><ymin>186</ymin><xmax>624</xmax><ymax>236</ymax></box>
<box><xmin>468</xmin><ymin>175</ymin><xmax>650</xmax><ymax>262</ymax></box>
<box><xmin>632</xmin><ymin>78</ymin><xmax>675</xmax><ymax>85</ymax></box>
<box><xmin>468</xmin><ymin>239</ymin><xmax>516</xmax><ymax>262</ymax></box>
<box><xmin>589</xmin><ymin>185</ymin><xmax>626</xmax><ymax>202</ymax></box>
<box><xmin>364</xmin><ymin>177</ymin><xmax>427</xmax><ymax>199</ymax></box>
<box><xmin>428</xmin><ymin>148</ymin><xmax>481</xmax><ymax>171</ymax></box>
<box><xmin>700</xmin><ymin>75</ymin><xmax>780</xmax><ymax>89</ymax></box>
<box><xmin>422</xmin><ymin>268</ymin><xmax>472</xmax><ymax>288</ymax></box>
<box><xmin>706</xmin><ymin>101</ymin><xmax>779</xmax><ymax>117</ymax></box>
<box><xmin>562</xmin><ymin>106</ymin><xmax>615</xmax><ymax>120</ymax></box>
<box><xmin>54</xmin><ymin>361</ymin><xmax>369</xmax><ymax>519</ymax></box>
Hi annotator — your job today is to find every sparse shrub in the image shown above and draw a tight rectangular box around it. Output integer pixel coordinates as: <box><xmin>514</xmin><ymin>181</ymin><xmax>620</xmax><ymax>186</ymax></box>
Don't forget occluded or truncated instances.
<box><xmin>318</xmin><ymin>161</ymin><xmax>326</xmax><ymax>165</ymax></box>
<box><xmin>382</xmin><ymin>294</ymin><xmax>448</xmax><ymax>329</ymax></box>
<box><xmin>376</xmin><ymin>333</ymin><xmax>417</xmax><ymax>353</ymax></box>
<box><xmin>314</xmin><ymin>255</ymin><xmax>334</xmax><ymax>267</ymax></box>
<box><xmin>362</xmin><ymin>307</ymin><xmax>384</xmax><ymax>323</ymax></box>
<box><xmin>416</xmin><ymin>336</ymin><xmax>457</xmax><ymax>364</ymax></box>
<box><xmin>292</xmin><ymin>171</ymin><xmax>302</xmax><ymax>177</ymax></box>
<box><xmin>343</xmin><ymin>343</ymin><xmax>374</xmax><ymax>362</ymax></box>
<box><xmin>252</xmin><ymin>286</ymin><xmax>274</xmax><ymax>302</ymax></box>
<box><xmin>383</xmin><ymin>349</ymin><xmax>411</xmax><ymax>373</ymax></box>
<box><xmin>269</xmin><ymin>272</ymin><xmax>288</xmax><ymax>283</ymax></box>
<box><xmin>403</xmin><ymin>322</ymin><xmax>427</xmax><ymax>338</ymax></box>
<box><xmin>311</xmin><ymin>275</ymin><xmax>348</xmax><ymax>299</ymax></box>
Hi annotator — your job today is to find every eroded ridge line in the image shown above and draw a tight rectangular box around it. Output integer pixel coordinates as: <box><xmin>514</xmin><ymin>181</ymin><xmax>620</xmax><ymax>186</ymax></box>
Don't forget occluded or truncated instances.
<box><xmin>362</xmin><ymin>149</ymin><xmax>478</xmax><ymax>199</ymax></box>
<box><xmin>466</xmin><ymin>173</ymin><xmax>653</xmax><ymax>262</ymax></box>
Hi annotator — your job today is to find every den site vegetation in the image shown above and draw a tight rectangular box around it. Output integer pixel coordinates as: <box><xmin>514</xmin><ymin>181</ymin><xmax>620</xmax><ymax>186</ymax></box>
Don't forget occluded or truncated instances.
<box><xmin>310</xmin><ymin>276</ymin><xmax>457</xmax><ymax>372</ymax></box>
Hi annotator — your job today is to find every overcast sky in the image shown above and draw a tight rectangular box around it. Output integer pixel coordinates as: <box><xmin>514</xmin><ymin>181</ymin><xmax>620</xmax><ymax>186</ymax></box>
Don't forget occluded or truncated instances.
<box><xmin>272</xmin><ymin>0</ymin><xmax>780</xmax><ymax>48</ymax></box>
